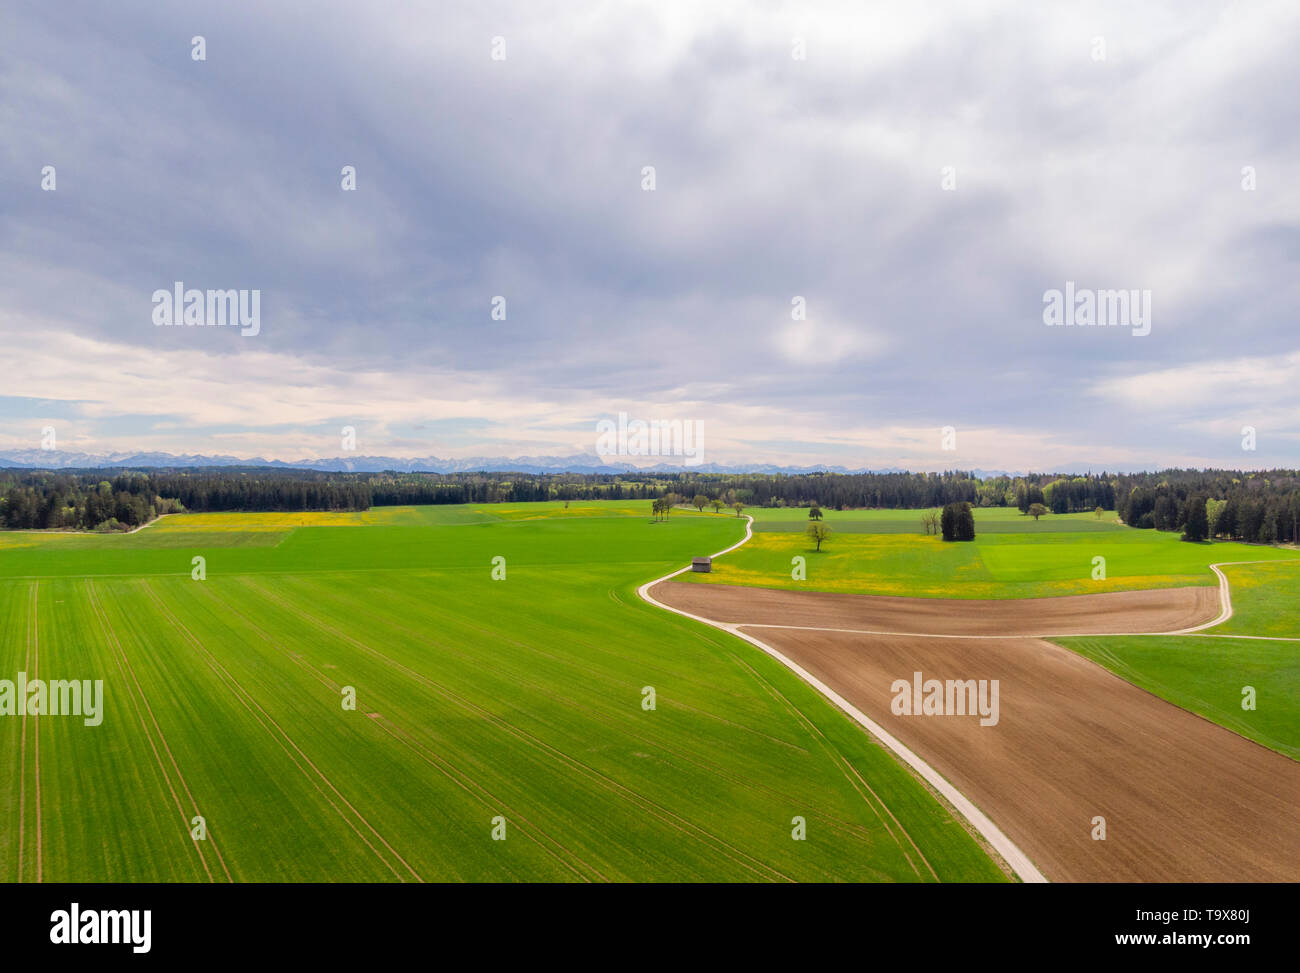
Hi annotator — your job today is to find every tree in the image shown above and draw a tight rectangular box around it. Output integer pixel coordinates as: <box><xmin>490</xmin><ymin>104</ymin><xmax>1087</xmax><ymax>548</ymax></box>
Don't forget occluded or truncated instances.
<box><xmin>692</xmin><ymin>494</ymin><xmax>708</xmax><ymax>512</ymax></box>
<box><xmin>1094</xmin><ymin>506</ymin><xmax>1104</xmax><ymax>519</ymax></box>
<box><xmin>710</xmin><ymin>498</ymin><xmax>724</xmax><ymax>514</ymax></box>
<box><xmin>940</xmin><ymin>501</ymin><xmax>976</xmax><ymax>541</ymax></box>
<box><xmin>1182</xmin><ymin>496</ymin><xmax>1209</xmax><ymax>542</ymax></box>
<box><xmin>921</xmin><ymin>510</ymin><xmax>940</xmax><ymax>535</ymax></box>
<box><xmin>1048</xmin><ymin>486</ymin><xmax>1070</xmax><ymax>515</ymax></box>
<box><xmin>1216</xmin><ymin>498</ymin><xmax>1238</xmax><ymax>539</ymax></box>
<box><xmin>732</xmin><ymin>502</ymin><xmax>746</xmax><ymax>517</ymax></box>
<box><xmin>1017</xmin><ymin>484</ymin><xmax>1044</xmax><ymax>514</ymax></box>
<box><xmin>1154</xmin><ymin>495</ymin><xmax>1177</xmax><ymax>531</ymax></box>
<box><xmin>805</xmin><ymin>522</ymin><xmax>830</xmax><ymax>552</ymax></box>
<box><xmin>956</xmin><ymin>502</ymin><xmax>976</xmax><ymax>541</ymax></box>
<box><xmin>809</xmin><ymin>505</ymin><xmax>823</xmax><ymax>521</ymax></box>
<box><xmin>1205</xmin><ymin>498</ymin><xmax>1226</xmax><ymax>536</ymax></box>
<box><xmin>1027</xmin><ymin>503</ymin><xmax>1048</xmax><ymax>521</ymax></box>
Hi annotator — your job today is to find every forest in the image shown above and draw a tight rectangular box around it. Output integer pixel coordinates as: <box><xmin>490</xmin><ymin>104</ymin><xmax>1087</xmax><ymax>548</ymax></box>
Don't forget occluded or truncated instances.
<box><xmin>1</xmin><ymin>466</ymin><xmax>1298</xmax><ymax>544</ymax></box>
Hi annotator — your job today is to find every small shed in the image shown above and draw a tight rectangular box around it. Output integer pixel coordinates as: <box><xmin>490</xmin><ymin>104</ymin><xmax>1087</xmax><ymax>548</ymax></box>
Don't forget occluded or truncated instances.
<box><xmin>691</xmin><ymin>557</ymin><xmax>712</xmax><ymax>573</ymax></box>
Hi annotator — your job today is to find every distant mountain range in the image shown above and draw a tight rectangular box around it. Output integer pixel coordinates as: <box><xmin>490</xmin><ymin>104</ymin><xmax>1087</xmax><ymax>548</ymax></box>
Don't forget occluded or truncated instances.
<box><xmin>0</xmin><ymin>449</ymin><xmax>1020</xmax><ymax>478</ymax></box>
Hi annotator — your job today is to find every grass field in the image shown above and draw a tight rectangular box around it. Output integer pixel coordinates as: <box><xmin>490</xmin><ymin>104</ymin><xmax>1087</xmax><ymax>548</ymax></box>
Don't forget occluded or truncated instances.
<box><xmin>684</xmin><ymin>507</ymin><xmax>1300</xmax><ymax>599</ymax></box>
<box><xmin>0</xmin><ymin>501</ymin><xmax>1005</xmax><ymax>882</ymax></box>
<box><xmin>750</xmin><ymin>506</ymin><xmax>1126</xmax><ymax>534</ymax></box>
<box><xmin>1059</xmin><ymin>558</ymin><xmax>1300</xmax><ymax>760</ymax></box>
<box><xmin>1059</xmin><ymin>631</ymin><xmax>1300</xmax><ymax>760</ymax></box>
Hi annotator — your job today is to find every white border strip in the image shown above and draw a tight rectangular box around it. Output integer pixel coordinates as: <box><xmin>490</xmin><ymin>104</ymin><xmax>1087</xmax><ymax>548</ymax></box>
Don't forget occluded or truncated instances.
<box><xmin>637</xmin><ymin>515</ymin><xmax>1048</xmax><ymax>884</ymax></box>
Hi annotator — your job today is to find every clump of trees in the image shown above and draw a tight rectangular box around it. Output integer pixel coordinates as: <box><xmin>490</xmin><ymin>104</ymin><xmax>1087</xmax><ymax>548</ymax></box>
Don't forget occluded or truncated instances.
<box><xmin>0</xmin><ymin>473</ymin><xmax>186</xmax><ymax>531</ymax></box>
<box><xmin>1117</xmin><ymin>473</ymin><xmax>1300</xmax><ymax>544</ymax></box>
<box><xmin>940</xmin><ymin>502</ymin><xmax>976</xmax><ymax>542</ymax></box>
<box><xmin>650</xmin><ymin>493</ymin><xmax>684</xmax><ymax>521</ymax></box>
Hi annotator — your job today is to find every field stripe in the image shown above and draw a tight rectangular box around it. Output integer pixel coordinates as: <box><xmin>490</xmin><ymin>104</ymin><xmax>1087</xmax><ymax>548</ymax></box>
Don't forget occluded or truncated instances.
<box><xmin>140</xmin><ymin>582</ymin><xmax>423</xmax><ymax>883</ymax></box>
<box><xmin>194</xmin><ymin>582</ymin><xmax>603</xmax><ymax>882</ymax></box>
<box><xmin>86</xmin><ymin>581</ymin><xmax>231</xmax><ymax>882</ymax></box>
<box><xmin>273</xmin><ymin>575</ymin><xmax>891</xmax><ymax>863</ymax></box>
<box><xmin>32</xmin><ymin>582</ymin><xmax>41</xmax><ymax>883</ymax></box>
<box><xmin>314</xmin><ymin>574</ymin><xmax>810</xmax><ymax>754</ymax></box>
<box><xmin>243</xmin><ymin>579</ymin><xmax>793</xmax><ymax>882</ymax></box>
<box><xmin>18</xmin><ymin>583</ymin><xmax>27</xmax><ymax>880</ymax></box>
<box><xmin>337</xmin><ymin>580</ymin><xmax>903</xmax><ymax>847</ymax></box>
<box><xmin>368</xmin><ymin>717</ymin><xmax>600</xmax><ymax>882</ymax></box>
<box><xmin>18</xmin><ymin>582</ymin><xmax>41</xmax><ymax>882</ymax></box>
<box><xmin>726</xmin><ymin>648</ymin><xmax>937</xmax><ymax>882</ymax></box>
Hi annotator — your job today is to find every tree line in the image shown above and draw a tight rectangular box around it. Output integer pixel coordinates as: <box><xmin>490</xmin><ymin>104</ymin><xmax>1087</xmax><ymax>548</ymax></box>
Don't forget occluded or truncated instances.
<box><xmin>3</xmin><ymin>466</ymin><xmax>1299</xmax><ymax>544</ymax></box>
<box><xmin>1116</xmin><ymin>473</ymin><xmax>1300</xmax><ymax>544</ymax></box>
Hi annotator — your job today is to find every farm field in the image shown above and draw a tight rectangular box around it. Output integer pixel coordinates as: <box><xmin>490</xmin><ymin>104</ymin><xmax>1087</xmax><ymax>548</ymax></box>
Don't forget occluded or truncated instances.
<box><xmin>1058</xmin><ymin>560</ymin><xmax>1300</xmax><ymax>759</ymax></box>
<box><xmin>685</xmin><ymin>507</ymin><xmax>1300</xmax><ymax>599</ymax></box>
<box><xmin>681</xmin><ymin>506</ymin><xmax>1300</xmax><ymax>761</ymax></box>
<box><xmin>750</xmin><ymin>506</ymin><xmax>1125</xmax><ymax>534</ymax></box>
<box><xmin>0</xmin><ymin>501</ymin><xmax>1004</xmax><ymax>883</ymax></box>
<box><xmin>651</xmin><ymin>510</ymin><xmax>1300</xmax><ymax>879</ymax></box>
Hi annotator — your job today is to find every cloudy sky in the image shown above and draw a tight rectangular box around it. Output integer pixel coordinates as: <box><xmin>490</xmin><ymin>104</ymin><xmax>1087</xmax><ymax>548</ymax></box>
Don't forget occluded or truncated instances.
<box><xmin>2</xmin><ymin>0</ymin><xmax>1297</xmax><ymax>472</ymax></box>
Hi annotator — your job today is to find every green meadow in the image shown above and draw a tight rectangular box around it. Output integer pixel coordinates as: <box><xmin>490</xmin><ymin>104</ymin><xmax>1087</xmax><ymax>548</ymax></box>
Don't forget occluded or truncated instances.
<box><xmin>686</xmin><ymin>506</ymin><xmax>1300</xmax><ymax>599</ymax></box>
<box><xmin>0</xmin><ymin>501</ymin><xmax>1004</xmax><ymax>883</ymax></box>
<box><xmin>1059</xmin><ymin>630</ymin><xmax>1300</xmax><ymax>760</ymax></box>
<box><xmin>1060</xmin><ymin>558</ymin><xmax>1300</xmax><ymax>760</ymax></box>
<box><xmin>750</xmin><ymin>506</ymin><xmax>1125</xmax><ymax>534</ymax></box>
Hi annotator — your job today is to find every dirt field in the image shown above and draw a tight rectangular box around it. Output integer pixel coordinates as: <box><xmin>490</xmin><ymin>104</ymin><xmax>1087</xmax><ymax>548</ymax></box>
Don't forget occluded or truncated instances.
<box><xmin>658</xmin><ymin>582</ymin><xmax>1222</xmax><ymax>636</ymax></box>
<box><xmin>654</xmin><ymin>581</ymin><xmax>1300</xmax><ymax>881</ymax></box>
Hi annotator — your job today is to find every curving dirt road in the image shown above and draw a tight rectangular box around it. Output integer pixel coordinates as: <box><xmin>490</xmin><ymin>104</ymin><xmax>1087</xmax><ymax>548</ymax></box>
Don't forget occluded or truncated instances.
<box><xmin>650</xmin><ymin>577</ymin><xmax>1300</xmax><ymax>882</ymax></box>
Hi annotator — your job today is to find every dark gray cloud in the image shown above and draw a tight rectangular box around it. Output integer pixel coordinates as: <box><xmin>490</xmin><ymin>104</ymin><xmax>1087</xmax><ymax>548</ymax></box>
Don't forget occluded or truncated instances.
<box><xmin>2</xmin><ymin>0</ymin><xmax>1297</xmax><ymax>469</ymax></box>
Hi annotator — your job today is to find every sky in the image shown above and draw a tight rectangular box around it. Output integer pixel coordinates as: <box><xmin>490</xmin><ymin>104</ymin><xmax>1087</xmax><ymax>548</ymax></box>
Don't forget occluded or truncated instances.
<box><xmin>2</xmin><ymin>0</ymin><xmax>1298</xmax><ymax>473</ymax></box>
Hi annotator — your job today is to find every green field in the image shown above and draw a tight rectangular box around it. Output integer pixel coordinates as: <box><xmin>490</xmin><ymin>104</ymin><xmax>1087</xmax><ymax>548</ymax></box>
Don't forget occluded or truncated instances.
<box><xmin>1059</xmin><ymin>559</ymin><xmax>1300</xmax><ymax>760</ymax></box>
<box><xmin>750</xmin><ymin>506</ymin><xmax>1126</xmax><ymax>534</ymax></box>
<box><xmin>693</xmin><ymin>506</ymin><xmax>1300</xmax><ymax>760</ymax></box>
<box><xmin>0</xmin><ymin>501</ymin><xmax>1005</xmax><ymax>882</ymax></box>
<box><xmin>1059</xmin><ymin>631</ymin><xmax>1300</xmax><ymax>760</ymax></box>
<box><xmin>685</xmin><ymin>507</ymin><xmax>1300</xmax><ymax>599</ymax></box>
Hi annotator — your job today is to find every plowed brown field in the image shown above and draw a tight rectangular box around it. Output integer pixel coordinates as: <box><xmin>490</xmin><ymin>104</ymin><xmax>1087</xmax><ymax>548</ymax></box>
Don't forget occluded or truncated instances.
<box><xmin>653</xmin><ymin>581</ymin><xmax>1300</xmax><ymax>881</ymax></box>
